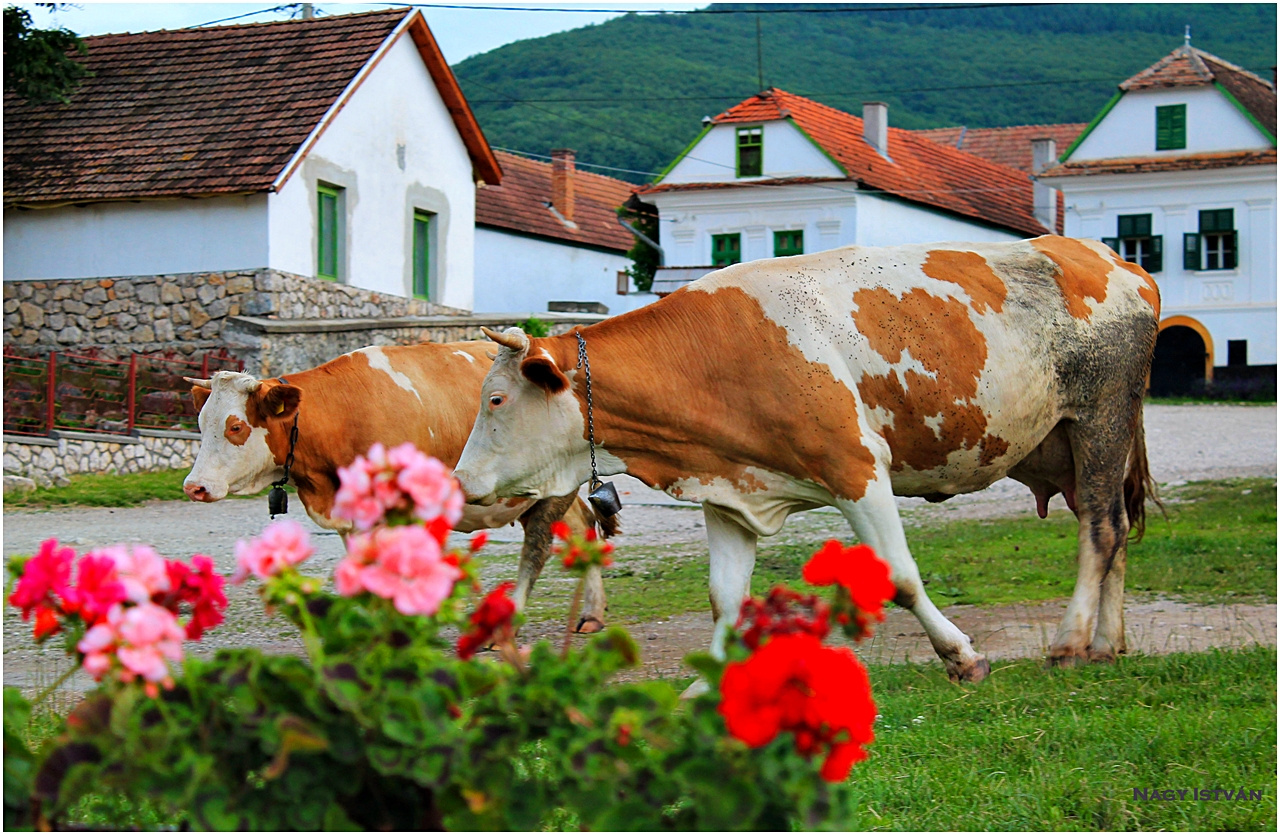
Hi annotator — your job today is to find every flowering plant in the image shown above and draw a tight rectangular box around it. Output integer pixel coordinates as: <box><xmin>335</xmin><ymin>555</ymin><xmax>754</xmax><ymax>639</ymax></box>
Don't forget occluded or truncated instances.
<box><xmin>9</xmin><ymin>446</ymin><xmax>893</xmax><ymax>831</ymax></box>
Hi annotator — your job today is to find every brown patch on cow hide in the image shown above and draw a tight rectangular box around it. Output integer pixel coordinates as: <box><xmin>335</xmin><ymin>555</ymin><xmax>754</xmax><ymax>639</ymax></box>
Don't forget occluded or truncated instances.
<box><xmin>224</xmin><ymin>415</ymin><xmax>250</xmax><ymax>447</ymax></box>
<box><xmin>1107</xmin><ymin>254</ymin><xmax>1162</xmax><ymax>318</ymax></box>
<box><xmin>530</xmin><ymin>285</ymin><xmax>878</xmax><ymax>502</ymax></box>
<box><xmin>1031</xmin><ymin>236</ymin><xmax>1112</xmax><ymax>320</ymax></box>
<box><xmin>978</xmin><ymin>433</ymin><xmax>1010</xmax><ymax>467</ymax></box>
<box><xmin>852</xmin><ymin>288</ymin><xmax>990</xmax><ymax>472</ymax></box>
<box><xmin>921</xmin><ymin>249</ymin><xmax>1007</xmax><ymax>315</ymax></box>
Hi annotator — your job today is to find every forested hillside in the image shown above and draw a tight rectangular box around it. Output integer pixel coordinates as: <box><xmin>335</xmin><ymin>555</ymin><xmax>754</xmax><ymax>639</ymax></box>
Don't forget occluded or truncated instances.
<box><xmin>452</xmin><ymin>3</ymin><xmax>1276</xmax><ymax>182</ymax></box>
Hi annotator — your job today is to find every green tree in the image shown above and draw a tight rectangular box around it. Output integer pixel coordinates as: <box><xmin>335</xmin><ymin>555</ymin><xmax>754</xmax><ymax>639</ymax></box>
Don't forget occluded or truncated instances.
<box><xmin>618</xmin><ymin>200</ymin><xmax>660</xmax><ymax>293</ymax></box>
<box><xmin>4</xmin><ymin>4</ymin><xmax>89</xmax><ymax>104</ymax></box>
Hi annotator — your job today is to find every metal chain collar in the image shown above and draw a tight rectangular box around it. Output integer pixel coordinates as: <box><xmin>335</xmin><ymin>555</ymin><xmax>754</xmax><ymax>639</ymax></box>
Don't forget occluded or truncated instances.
<box><xmin>272</xmin><ymin>414</ymin><xmax>299</xmax><ymax>489</ymax></box>
<box><xmin>574</xmin><ymin>331</ymin><xmax>601</xmax><ymax>489</ymax></box>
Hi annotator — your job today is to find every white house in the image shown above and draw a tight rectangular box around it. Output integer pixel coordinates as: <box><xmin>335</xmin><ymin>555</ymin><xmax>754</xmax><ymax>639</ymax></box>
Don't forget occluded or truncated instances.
<box><xmin>637</xmin><ymin>88</ymin><xmax>1052</xmax><ymax>293</ymax></box>
<box><xmin>473</xmin><ymin>149</ymin><xmax>654</xmax><ymax>315</ymax></box>
<box><xmin>3</xmin><ymin>8</ymin><xmax>501</xmax><ymax>312</ymax></box>
<box><xmin>1038</xmin><ymin>42</ymin><xmax>1276</xmax><ymax>396</ymax></box>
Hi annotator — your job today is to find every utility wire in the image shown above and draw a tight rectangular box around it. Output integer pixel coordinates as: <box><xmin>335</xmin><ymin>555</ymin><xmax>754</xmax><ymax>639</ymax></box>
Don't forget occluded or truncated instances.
<box><xmin>407</xmin><ymin>3</ymin><xmax>1054</xmax><ymax>15</ymax></box>
<box><xmin>189</xmin><ymin>5</ymin><xmax>297</xmax><ymax>28</ymax></box>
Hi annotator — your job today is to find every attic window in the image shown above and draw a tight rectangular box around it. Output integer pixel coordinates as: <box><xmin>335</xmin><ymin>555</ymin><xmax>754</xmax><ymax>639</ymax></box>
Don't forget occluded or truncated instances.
<box><xmin>317</xmin><ymin>183</ymin><xmax>343</xmax><ymax>281</ymax></box>
<box><xmin>1155</xmin><ymin>104</ymin><xmax>1186</xmax><ymax>151</ymax></box>
<box><xmin>737</xmin><ymin>127</ymin><xmax>763</xmax><ymax>177</ymax></box>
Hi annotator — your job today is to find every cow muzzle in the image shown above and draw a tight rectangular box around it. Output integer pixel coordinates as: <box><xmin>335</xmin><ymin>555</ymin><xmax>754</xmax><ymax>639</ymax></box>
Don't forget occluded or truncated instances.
<box><xmin>183</xmin><ymin>481</ymin><xmax>218</xmax><ymax>503</ymax></box>
<box><xmin>454</xmin><ymin>469</ymin><xmax>497</xmax><ymax>506</ymax></box>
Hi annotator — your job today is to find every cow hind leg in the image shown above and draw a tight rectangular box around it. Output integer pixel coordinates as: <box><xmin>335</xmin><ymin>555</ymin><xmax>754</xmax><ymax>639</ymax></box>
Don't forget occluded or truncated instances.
<box><xmin>515</xmin><ymin>493</ymin><xmax>607</xmax><ymax>633</ymax></box>
<box><xmin>835</xmin><ymin>474</ymin><xmax>989</xmax><ymax>683</ymax></box>
<box><xmin>1047</xmin><ymin>406</ymin><xmax>1136</xmax><ymax>667</ymax></box>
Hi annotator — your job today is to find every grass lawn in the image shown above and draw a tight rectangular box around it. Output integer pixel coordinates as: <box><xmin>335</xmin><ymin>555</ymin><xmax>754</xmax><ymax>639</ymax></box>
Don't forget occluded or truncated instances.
<box><xmin>597</xmin><ymin>479</ymin><xmax>1277</xmax><ymax>624</ymax></box>
<box><xmin>25</xmin><ymin>646</ymin><xmax>1275</xmax><ymax>831</ymax></box>
<box><xmin>3</xmin><ymin>469</ymin><xmax>278</xmax><ymax>509</ymax></box>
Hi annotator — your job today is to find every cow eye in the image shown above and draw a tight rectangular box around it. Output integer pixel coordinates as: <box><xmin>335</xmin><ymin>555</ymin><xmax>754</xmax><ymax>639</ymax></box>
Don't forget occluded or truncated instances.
<box><xmin>489</xmin><ymin>394</ymin><xmax>505</xmax><ymax>408</ymax></box>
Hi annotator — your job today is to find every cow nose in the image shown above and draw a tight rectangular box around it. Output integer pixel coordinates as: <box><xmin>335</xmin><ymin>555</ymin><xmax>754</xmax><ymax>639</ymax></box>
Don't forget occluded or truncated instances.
<box><xmin>454</xmin><ymin>469</ymin><xmax>497</xmax><ymax>506</ymax></box>
<box><xmin>184</xmin><ymin>482</ymin><xmax>210</xmax><ymax>502</ymax></box>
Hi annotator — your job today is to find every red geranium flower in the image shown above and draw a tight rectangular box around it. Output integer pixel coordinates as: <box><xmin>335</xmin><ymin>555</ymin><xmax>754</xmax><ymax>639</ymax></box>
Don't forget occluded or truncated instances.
<box><xmin>62</xmin><ymin>553</ymin><xmax>128</xmax><ymax>626</ymax></box>
<box><xmin>736</xmin><ymin>586</ymin><xmax>830</xmax><ymax>651</ymax></box>
<box><xmin>719</xmin><ymin>632</ymin><xmax>877</xmax><ymax>783</ymax></box>
<box><xmin>9</xmin><ymin>538</ymin><xmax>75</xmax><ymax>624</ymax></box>
<box><xmin>802</xmin><ymin>541</ymin><xmax>896</xmax><ymax>634</ymax></box>
<box><xmin>456</xmin><ymin>582</ymin><xmax>517</xmax><ymax>659</ymax></box>
<box><xmin>154</xmin><ymin>555</ymin><xmax>227</xmax><ymax>640</ymax></box>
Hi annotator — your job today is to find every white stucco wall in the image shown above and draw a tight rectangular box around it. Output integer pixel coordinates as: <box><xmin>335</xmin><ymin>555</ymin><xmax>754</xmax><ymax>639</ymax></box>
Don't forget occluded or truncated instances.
<box><xmin>1070</xmin><ymin>87</ymin><xmax>1272</xmax><ymax>162</ymax></box>
<box><xmin>472</xmin><ymin>227</ymin><xmax>653</xmax><ymax>315</ymax></box>
<box><xmin>648</xmin><ymin>181</ymin><xmax>1019</xmax><ymax>270</ymax></box>
<box><xmin>268</xmin><ymin>29</ymin><xmax>477</xmax><ymax>310</ymax></box>
<box><xmin>3</xmin><ymin>195</ymin><xmax>268</xmax><ymax>281</ymax></box>
<box><xmin>1052</xmin><ymin>165</ymin><xmax>1276</xmax><ymax>365</ymax></box>
<box><xmin>660</xmin><ymin>121</ymin><xmax>844</xmax><ymax>184</ymax></box>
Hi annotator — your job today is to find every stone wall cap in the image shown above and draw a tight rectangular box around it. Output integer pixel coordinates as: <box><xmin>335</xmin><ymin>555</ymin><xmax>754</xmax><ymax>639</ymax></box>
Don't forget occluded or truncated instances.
<box><xmin>227</xmin><ymin>312</ymin><xmax>609</xmax><ymax>334</ymax></box>
<box><xmin>133</xmin><ymin>428</ymin><xmax>201</xmax><ymax>441</ymax></box>
<box><xmin>50</xmin><ymin>429</ymin><xmax>142</xmax><ymax>445</ymax></box>
<box><xmin>3</xmin><ymin>434</ymin><xmax>59</xmax><ymax>447</ymax></box>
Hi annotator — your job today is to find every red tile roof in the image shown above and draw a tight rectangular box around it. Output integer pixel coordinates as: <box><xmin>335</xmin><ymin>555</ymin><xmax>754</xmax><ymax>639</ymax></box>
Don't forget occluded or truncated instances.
<box><xmin>1120</xmin><ymin>44</ymin><xmax>1275</xmax><ymax>137</ymax></box>
<box><xmin>912</xmin><ymin>123</ymin><xmax>1086</xmax><ymax>173</ymax></box>
<box><xmin>640</xmin><ymin>89</ymin><xmax>1049</xmax><ymax>238</ymax></box>
<box><xmin>476</xmin><ymin>151</ymin><xmax>636</xmax><ymax>252</ymax></box>
<box><xmin>1039</xmin><ymin>148</ymin><xmax>1277</xmax><ymax>179</ymax></box>
<box><xmin>3</xmin><ymin>8</ymin><xmax>500</xmax><ymax>207</ymax></box>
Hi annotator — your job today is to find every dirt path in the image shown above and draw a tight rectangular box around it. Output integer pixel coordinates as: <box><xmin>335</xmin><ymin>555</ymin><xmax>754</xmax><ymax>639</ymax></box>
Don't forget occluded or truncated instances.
<box><xmin>4</xmin><ymin>403</ymin><xmax>1275</xmax><ymax>692</ymax></box>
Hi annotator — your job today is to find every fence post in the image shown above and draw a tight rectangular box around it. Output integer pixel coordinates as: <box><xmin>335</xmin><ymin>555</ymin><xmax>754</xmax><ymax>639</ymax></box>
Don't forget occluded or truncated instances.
<box><xmin>200</xmin><ymin>353</ymin><xmax>209</xmax><ymax>378</ymax></box>
<box><xmin>46</xmin><ymin>352</ymin><xmax>57</xmax><ymax>435</ymax></box>
<box><xmin>127</xmin><ymin>353</ymin><xmax>137</xmax><ymax>434</ymax></box>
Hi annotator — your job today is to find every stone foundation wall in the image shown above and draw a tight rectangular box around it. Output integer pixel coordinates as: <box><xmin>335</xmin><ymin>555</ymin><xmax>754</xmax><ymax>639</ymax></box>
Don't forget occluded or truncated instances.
<box><xmin>3</xmin><ymin>429</ymin><xmax>200</xmax><ymax>488</ymax></box>
<box><xmin>3</xmin><ymin>269</ymin><xmax>468</xmax><ymax>361</ymax></box>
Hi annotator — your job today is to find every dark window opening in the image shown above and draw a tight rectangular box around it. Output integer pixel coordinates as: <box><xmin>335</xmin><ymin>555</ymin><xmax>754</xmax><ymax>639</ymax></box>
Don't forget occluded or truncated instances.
<box><xmin>1227</xmin><ymin>340</ymin><xmax>1248</xmax><ymax>367</ymax></box>
<box><xmin>736</xmin><ymin>127</ymin><xmax>763</xmax><ymax>177</ymax></box>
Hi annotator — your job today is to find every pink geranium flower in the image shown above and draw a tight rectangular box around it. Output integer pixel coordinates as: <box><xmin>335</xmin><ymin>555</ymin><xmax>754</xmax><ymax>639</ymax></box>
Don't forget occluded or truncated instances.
<box><xmin>88</xmin><ymin>544</ymin><xmax>171</xmax><ymax>604</ymax></box>
<box><xmin>232</xmin><ymin>519</ymin><xmax>314</xmax><ymax>584</ymax></box>
<box><xmin>333</xmin><ymin>443</ymin><xmax>464</xmax><ymax>530</ymax></box>
<box><xmin>334</xmin><ymin>526</ymin><xmax>462</xmax><ymax>616</ymax></box>
<box><xmin>78</xmin><ymin>602</ymin><xmax>185</xmax><ymax>690</ymax></box>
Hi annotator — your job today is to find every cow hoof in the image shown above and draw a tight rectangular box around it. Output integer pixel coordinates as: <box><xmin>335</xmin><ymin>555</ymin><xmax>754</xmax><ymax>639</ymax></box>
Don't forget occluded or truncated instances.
<box><xmin>575</xmin><ymin>616</ymin><xmax>605</xmax><ymax>634</ymax></box>
<box><xmin>947</xmin><ymin>656</ymin><xmax>990</xmax><ymax>684</ymax></box>
<box><xmin>680</xmin><ymin>678</ymin><xmax>711</xmax><ymax>700</ymax></box>
<box><xmin>1086</xmin><ymin>645</ymin><xmax>1123</xmax><ymax>664</ymax></box>
<box><xmin>1045</xmin><ymin>649</ymin><xmax>1089</xmax><ymax>668</ymax></box>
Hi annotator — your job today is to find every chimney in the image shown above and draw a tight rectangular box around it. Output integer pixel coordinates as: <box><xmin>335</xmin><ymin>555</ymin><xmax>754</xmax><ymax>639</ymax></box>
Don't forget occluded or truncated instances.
<box><xmin>551</xmin><ymin>148</ymin><xmax>575</xmax><ymax>223</ymax></box>
<box><xmin>862</xmin><ymin>102</ymin><xmax>889</xmax><ymax>157</ymax></box>
<box><xmin>1031</xmin><ymin>137</ymin><xmax>1057</xmax><ymax>230</ymax></box>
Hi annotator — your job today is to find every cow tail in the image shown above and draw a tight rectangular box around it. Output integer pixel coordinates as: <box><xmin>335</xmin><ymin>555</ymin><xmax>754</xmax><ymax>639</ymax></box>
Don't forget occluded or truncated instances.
<box><xmin>1124</xmin><ymin>400</ymin><xmax>1163</xmax><ymax>543</ymax></box>
<box><xmin>594</xmin><ymin>505</ymin><xmax>622</xmax><ymax>540</ymax></box>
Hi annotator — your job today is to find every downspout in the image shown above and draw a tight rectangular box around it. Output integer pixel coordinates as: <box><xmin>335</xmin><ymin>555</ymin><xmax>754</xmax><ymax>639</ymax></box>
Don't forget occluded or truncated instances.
<box><xmin>617</xmin><ymin>217</ymin><xmax>665</xmax><ymax>266</ymax></box>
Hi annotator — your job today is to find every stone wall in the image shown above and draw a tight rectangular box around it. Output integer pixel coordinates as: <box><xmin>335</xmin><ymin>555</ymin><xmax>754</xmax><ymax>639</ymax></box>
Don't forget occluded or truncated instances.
<box><xmin>3</xmin><ymin>269</ymin><xmax>468</xmax><ymax>361</ymax></box>
<box><xmin>3</xmin><ymin>429</ymin><xmax>200</xmax><ymax>489</ymax></box>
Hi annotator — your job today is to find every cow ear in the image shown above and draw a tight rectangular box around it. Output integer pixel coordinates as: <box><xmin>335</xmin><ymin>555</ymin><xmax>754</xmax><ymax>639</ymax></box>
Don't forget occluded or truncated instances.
<box><xmin>520</xmin><ymin>354</ymin><xmax>570</xmax><ymax>394</ymax></box>
<box><xmin>190</xmin><ymin>385</ymin><xmax>211</xmax><ymax>414</ymax></box>
<box><xmin>254</xmin><ymin>383</ymin><xmax>302</xmax><ymax>422</ymax></box>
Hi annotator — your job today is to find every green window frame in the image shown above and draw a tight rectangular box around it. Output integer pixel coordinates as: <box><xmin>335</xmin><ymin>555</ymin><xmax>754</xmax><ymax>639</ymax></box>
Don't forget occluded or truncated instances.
<box><xmin>1184</xmin><ymin>208</ymin><xmax>1237</xmax><ymax>271</ymax></box>
<box><xmin>1155</xmin><ymin>104</ymin><xmax>1186</xmax><ymax>151</ymax></box>
<box><xmin>412</xmin><ymin>210</ymin><xmax>431</xmax><ymax>300</ymax></box>
<box><xmin>317</xmin><ymin>184</ymin><xmax>341</xmax><ymax>281</ymax></box>
<box><xmin>773</xmin><ymin>230</ymin><xmax>803</xmax><ymax>257</ymax></box>
<box><xmin>712</xmin><ymin>233</ymin><xmax>741</xmax><ymax>267</ymax></box>
<box><xmin>1102</xmin><ymin>214</ymin><xmax>1161</xmax><ymax>273</ymax></box>
<box><xmin>736</xmin><ymin>127</ymin><xmax>763</xmax><ymax>177</ymax></box>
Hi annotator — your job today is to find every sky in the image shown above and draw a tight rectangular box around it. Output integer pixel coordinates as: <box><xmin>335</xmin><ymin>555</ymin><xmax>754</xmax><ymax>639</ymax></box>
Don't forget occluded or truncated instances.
<box><xmin>15</xmin><ymin>1</ymin><xmax>693</xmax><ymax>65</ymax></box>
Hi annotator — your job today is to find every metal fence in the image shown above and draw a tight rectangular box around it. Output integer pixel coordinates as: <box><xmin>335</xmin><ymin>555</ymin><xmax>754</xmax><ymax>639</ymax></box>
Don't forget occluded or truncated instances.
<box><xmin>2</xmin><ymin>349</ymin><xmax>243</xmax><ymax>437</ymax></box>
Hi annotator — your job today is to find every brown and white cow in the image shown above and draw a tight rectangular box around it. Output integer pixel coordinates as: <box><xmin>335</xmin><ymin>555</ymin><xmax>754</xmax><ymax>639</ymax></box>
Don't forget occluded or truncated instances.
<box><xmin>454</xmin><ymin>236</ymin><xmax>1161</xmax><ymax>682</ymax></box>
<box><xmin>183</xmin><ymin>342</ymin><xmax>611</xmax><ymax>629</ymax></box>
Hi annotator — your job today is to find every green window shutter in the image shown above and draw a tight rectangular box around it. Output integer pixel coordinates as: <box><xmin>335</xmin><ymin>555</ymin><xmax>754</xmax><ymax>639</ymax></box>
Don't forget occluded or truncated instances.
<box><xmin>1101</xmin><ymin>237</ymin><xmax>1120</xmax><ymax>253</ymax></box>
<box><xmin>736</xmin><ymin>127</ymin><xmax>763</xmax><ymax>177</ymax></box>
<box><xmin>1226</xmin><ymin>231</ymin><xmax>1238</xmax><ymax>270</ymax></box>
<box><xmin>712</xmin><ymin>233</ymin><xmax>741</xmax><ymax>266</ymax></box>
<box><xmin>773</xmin><ymin>230</ymin><xmax>803</xmax><ymax>257</ymax></box>
<box><xmin>412</xmin><ymin>211</ymin><xmax>431</xmax><ymax>300</ymax></box>
<box><xmin>1183</xmin><ymin>232</ymin><xmax>1201</xmax><ymax>271</ymax></box>
<box><xmin>1156</xmin><ymin>104</ymin><xmax>1186</xmax><ymax>151</ymax></box>
<box><xmin>1147</xmin><ymin>235</ymin><xmax>1163</xmax><ymax>273</ymax></box>
<box><xmin>1199</xmin><ymin>208</ymin><xmax>1234</xmax><ymax>233</ymax></box>
<box><xmin>317</xmin><ymin>185</ymin><xmax>340</xmax><ymax>281</ymax></box>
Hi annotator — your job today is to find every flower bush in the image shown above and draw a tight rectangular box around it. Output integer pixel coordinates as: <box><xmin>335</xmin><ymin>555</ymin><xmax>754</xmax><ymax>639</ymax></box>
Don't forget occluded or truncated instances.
<box><xmin>6</xmin><ymin>442</ymin><xmax>896</xmax><ymax>831</ymax></box>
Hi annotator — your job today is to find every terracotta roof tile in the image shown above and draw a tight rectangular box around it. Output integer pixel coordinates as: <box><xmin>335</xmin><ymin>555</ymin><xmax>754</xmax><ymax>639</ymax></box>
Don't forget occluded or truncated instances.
<box><xmin>476</xmin><ymin>151</ymin><xmax>636</xmax><ymax>252</ymax></box>
<box><xmin>641</xmin><ymin>89</ymin><xmax>1049</xmax><ymax>238</ymax></box>
<box><xmin>1039</xmin><ymin>148</ymin><xmax>1276</xmax><ymax>178</ymax></box>
<box><xmin>4</xmin><ymin>8</ymin><xmax>500</xmax><ymax>205</ymax></box>
<box><xmin>1120</xmin><ymin>44</ymin><xmax>1275</xmax><ymax>137</ymax></box>
<box><xmin>912</xmin><ymin>123</ymin><xmax>1086</xmax><ymax>173</ymax></box>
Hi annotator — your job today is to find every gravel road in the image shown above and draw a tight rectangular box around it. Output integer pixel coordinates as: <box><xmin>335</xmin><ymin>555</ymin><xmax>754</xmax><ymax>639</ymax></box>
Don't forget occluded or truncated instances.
<box><xmin>4</xmin><ymin>403</ymin><xmax>1275</xmax><ymax>693</ymax></box>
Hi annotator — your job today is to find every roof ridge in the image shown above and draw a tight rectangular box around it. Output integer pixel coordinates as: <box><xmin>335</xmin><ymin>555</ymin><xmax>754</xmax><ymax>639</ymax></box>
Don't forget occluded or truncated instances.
<box><xmin>1195</xmin><ymin>48</ymin><xmax>1276</xmax><ymax>90</ymax></box>
<box><xmin>492</xmin><ymin>149</ymin><xmax>635</xmax><ymax>189</ymax></box>
<box><xmin>81</xmin><ymin>6</ymin><xmax>409</xmax><ymax>41</ymax></box>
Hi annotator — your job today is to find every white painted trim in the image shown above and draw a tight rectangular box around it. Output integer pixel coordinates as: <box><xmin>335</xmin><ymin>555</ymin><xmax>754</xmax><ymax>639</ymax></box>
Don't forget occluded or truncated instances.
<box><xmin>271</xmin><ymin>12</ymin><xmax>415</xmax><ymax>193</ymax></box>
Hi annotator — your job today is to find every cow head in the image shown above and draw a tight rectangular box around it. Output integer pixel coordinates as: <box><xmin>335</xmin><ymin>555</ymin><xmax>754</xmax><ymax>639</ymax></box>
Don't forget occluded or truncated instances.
<box><xmin>454</xmin><ymin>327</ymin><xmax>593</xmax><ymax>505</ymax></box>
<box><xmin>183</xmin><ymin>371</ymin><xmax>302</xmax><ymax>502</ymax></box>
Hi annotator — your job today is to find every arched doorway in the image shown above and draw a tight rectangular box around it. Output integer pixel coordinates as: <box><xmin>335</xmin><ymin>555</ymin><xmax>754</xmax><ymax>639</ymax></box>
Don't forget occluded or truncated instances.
<box><xmin>1150</xmin><ymin>318</ymin><xmax>1212</xmax><ymax>396</ymax></box>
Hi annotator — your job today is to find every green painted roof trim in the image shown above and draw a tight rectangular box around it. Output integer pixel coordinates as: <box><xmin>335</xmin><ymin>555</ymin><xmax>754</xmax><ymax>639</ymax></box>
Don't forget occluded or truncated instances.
<box><xmin>787</xmin><ymin>117</ymin><xmax>849</xmax><ymax>177</ymax></box>
<box><xmin>652</xmin><ymin>123</ymin><xmax>713</xmax><ymax>184</ymax></box>
<box><xmin>1059</xmin><ymin>90</ymin><xmax>1123</xmax><ymax>162</ymax></box>
<box><xmin>1214</xmin><ymin>81</ymin><xmax>1276</xmax><ymax>145</ymax></box>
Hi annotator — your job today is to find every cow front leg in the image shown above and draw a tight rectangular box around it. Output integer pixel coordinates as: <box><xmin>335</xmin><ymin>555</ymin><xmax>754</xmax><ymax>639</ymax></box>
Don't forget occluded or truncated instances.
<box><xmin>835</xmin><ymin>474</ymin><xmax>989</xmax><ymax>683</ymax></box>
<box><xmin>515</xmin><ymin>493</ymin><xmax>606</xmax><ymax>634</ymax></box>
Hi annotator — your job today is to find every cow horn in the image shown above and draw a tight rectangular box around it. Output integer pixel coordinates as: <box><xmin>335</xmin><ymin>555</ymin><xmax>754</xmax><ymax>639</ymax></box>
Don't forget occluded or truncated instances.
<box><xmin>481</xmin><ymin>326</ymin><xmax>529</xmax><ymax>352</ymax></box>
<box><xmin>184</xmin><ymin>376</ymin><xmax>213</xmax><ymax>388</ymax></box>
